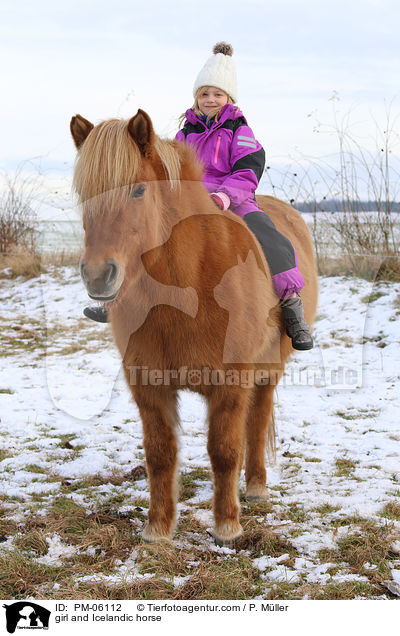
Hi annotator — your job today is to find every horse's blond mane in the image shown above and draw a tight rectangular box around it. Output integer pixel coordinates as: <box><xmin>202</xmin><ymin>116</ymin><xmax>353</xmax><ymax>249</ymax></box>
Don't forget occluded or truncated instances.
<box><xmin>72</xmin><ymin>118</ymin><xmax>183</xmax><ymax>205</ymax></box>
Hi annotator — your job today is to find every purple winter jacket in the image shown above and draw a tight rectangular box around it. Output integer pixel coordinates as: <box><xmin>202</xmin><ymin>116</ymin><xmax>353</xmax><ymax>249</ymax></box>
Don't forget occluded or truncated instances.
<box><xmin>175</xmin><ymin>104</ymin><xmax>265</xmax><ymax>218</ymax></box>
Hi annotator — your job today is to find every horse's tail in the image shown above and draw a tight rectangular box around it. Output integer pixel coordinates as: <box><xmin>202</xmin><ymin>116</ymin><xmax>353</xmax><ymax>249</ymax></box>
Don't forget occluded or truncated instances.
<box><xmin>266</xmin><ymin>395</ymin><xmax>277</xmax><ymax>463</ymax></box>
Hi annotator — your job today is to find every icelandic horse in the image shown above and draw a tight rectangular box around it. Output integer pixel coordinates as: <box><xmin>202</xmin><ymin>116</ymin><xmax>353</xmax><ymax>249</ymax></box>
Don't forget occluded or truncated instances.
<box><xmin>70</xmin><ymin>110</ymin><xmax>318</xmax><ymax>546</ymax></box>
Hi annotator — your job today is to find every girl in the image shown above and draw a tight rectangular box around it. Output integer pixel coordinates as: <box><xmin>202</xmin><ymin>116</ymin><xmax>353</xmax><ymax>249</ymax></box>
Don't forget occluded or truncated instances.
<box><xmin>174</xmin><ymin>42</ymin><xmax>313</xmax><ymax>350</ymax></box>
<box><xmin>85</xmin><ymin>42</ymin><xmax>313</xmax><ymax>351</ymax></box>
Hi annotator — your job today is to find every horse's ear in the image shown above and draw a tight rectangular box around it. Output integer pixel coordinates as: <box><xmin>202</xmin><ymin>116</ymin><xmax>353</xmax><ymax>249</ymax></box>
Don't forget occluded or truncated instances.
<box><xmin>70</xmin><ymin>115</ymin><xmax>94</xmax><ymax>149</ymax></box>
<box><xmin>128</xmin><ymin>109</ymin><xmax>155</xmax><ymax>157</ymax></box>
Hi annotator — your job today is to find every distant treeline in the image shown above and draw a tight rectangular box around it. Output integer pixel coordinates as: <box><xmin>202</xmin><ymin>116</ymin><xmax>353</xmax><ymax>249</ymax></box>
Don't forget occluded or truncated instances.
<box><xmin>291</xmin><ymin>200</ymin><xmax>400</xmax><ymax>213</ymax></box>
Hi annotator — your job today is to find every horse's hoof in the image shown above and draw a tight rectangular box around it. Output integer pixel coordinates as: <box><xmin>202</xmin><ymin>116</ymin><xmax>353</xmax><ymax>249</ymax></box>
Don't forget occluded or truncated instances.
<box><xmin>246</xmin><ymin>494</ymin><xmax>269</xmax><ymax>502</ymax></box>
<box><xmin>245</xmin><ymin>485</ymin><xmax>269</xmax><ymax>502</ymax></box>
<box><xmin>141</xmin><ymin>524</ymin><xmax>172</xmax><ymax>544</ymax></box>
<box><xmin>214</xmin><ymin>536</ymin><xmax>239</xmax><ymax>548</ymax></box>
<box><xmin>212</xmin><ymin>522</ymin><xmax>243</xmax><ymax>547</ymax></box>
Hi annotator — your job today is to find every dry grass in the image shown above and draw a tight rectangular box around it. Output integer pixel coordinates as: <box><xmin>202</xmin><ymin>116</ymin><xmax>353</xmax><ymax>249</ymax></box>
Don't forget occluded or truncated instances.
<box><xmin>380</xmin><ymin>501</ymin><xmax>400</xmax><ymax>521</ymax></box>
<box><xmin>319</xmin><ymin>518</ymin><xmax>400</xmax><ymax>588</ymax></box>
<box><xmin>41</xmin><ymin>249</ymin><xmax>82</xmax><ymax>268</ymax></box>
<box><xmin>0</xmin><ymin>246</ymin><xmax>81</xmax><ymax>280</ymax></box>
<box><xmin>334</xmin><ymin>458</ymin><xmax>357</xmax><ymax>477</ymax></box>
<box><xmin>1</xmin><ymin>470</ymin><xmax>399</xmax><ymax>600</ymax></box>
<box><xmin>14</xmin><ymin>530</ymin><xmax>49</xmax><ymax>555</ymax></box>
<box><xmin>267</xmin><ymin>580</ymin><xmax>375</xmax><ymax>600</ymax></box>
<box><xmin>315</xmin><ymin>254</ymin><xmax>400</xmax><ymax>281</ymax></box>
<box><xmin>0</xmin><ymin>515</ymin><xmax>18</xmax><ymax>542</ymax></box>
<box><xmin>0</xmin><ymin>550</ymin><xmax>59</xmax><ymax>599</ymax></box>
<box><xmin>0</xmin><ymin>246</ymin><xmax>41</xmax><ymax>279</ymax></box>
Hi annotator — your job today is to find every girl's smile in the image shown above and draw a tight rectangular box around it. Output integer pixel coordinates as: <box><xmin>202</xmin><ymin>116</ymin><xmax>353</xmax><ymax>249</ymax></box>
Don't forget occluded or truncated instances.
<box><xmin>198</xmin><ymin>86</ymin><xmax>229</xmax><ymax>114</ymax></box>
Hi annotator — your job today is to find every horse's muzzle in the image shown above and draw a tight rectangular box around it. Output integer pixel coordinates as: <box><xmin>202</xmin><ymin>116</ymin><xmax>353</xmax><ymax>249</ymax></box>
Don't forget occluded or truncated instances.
<box><xmin>80</xmin><ymin>258</ymin><xmax>122</xmax><ymax>301</ymax></box>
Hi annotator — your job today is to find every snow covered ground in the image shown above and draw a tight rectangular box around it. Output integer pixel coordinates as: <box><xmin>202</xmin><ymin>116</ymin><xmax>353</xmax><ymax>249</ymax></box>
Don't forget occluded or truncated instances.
<box><xmin>1</xmin><ymin>266</ymin><xmax>400</xmax><ymax>598</ymax></box>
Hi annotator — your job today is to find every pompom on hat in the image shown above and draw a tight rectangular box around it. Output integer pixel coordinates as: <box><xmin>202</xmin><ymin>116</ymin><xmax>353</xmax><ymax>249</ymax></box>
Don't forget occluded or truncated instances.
<box><xmin>193</xmin><ymin>42</ymin><xmax>238</xmax><ymax>103</ymax></box>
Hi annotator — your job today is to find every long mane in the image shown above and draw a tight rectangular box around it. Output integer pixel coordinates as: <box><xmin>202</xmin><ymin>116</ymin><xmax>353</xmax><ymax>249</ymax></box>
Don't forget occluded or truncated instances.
<box><xmin>72</xmin><ymin>118</ymin><xmax>185</xmax><ymax>204</ymax></box>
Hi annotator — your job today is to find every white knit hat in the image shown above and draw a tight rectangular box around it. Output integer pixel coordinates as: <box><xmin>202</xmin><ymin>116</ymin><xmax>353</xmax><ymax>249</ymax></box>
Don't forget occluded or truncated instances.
<box><xmin>193</xmin><ymin>42</ymin><xmax>237</xmax><ymax>103</ymax></box>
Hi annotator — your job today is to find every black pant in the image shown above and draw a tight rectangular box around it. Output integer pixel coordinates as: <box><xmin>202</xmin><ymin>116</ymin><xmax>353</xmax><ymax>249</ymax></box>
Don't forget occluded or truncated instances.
<box><xmin>242</xmin><ymin>210</ymin><xmax>296</xmax><ymax>276</ymax></box>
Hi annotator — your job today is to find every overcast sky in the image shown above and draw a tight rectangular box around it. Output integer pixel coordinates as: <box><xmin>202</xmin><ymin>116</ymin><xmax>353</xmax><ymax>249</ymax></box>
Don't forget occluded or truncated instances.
<box><xmin>1</xmin><ymin>0</ymin><xmax>399</xmax><ymax>178</ymax></box>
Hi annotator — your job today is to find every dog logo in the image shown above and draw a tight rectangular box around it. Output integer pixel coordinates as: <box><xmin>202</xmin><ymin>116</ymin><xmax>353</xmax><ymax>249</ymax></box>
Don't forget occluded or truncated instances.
<box><xmin>3</xmin><ymin>602</ymin><xmax>50</xmax><ymax>633</ymax></box>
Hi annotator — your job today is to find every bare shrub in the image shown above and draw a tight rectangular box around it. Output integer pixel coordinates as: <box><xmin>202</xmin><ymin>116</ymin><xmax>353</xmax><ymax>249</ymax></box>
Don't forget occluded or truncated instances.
<box><xmin>0</xmin><ymin>167</ymin><xmax>40</xmax><ymax>254</ymax></box>
<box><xmin>264</xmin><ymin>98</ymin><xmax>400</xmax><ymax>279</ymax></box>
<box><xmin>0</xmin><ymin>165</ymin><xmax>44</xmax><ymax>278</ymax></box>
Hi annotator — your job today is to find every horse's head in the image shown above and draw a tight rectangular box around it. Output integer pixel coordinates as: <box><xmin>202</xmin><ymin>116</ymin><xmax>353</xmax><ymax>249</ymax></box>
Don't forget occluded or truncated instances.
<box><xmin>70</xmin><ymin>110</ymin><xmax>182</xmax><ymax>302</ymax></box>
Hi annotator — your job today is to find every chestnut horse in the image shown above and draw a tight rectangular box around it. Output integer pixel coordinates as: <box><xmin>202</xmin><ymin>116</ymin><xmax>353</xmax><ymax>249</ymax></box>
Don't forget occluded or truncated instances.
<box><xmin>70</xmin><ymin>110</ymin><xmax>318</xmax><ymax>546</ymax></box>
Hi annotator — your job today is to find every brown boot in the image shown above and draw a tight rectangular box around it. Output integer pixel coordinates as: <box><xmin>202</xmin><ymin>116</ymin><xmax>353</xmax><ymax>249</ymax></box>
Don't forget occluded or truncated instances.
<box><xmin>280</xmin><ymin>294</ymin><xmax>313</xmax><ymax>350</ymax></box>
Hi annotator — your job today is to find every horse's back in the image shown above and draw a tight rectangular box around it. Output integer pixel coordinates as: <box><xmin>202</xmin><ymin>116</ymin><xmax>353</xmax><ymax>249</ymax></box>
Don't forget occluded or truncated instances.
<box><xmin>255</xmin><ymin>195</ymin><xmax>318</xmax><ymax>324</ymax></box>
<box><xmin>256</xmin><ymin>195</ymin><xmax>313</xmax><ymax>251</ymax></box>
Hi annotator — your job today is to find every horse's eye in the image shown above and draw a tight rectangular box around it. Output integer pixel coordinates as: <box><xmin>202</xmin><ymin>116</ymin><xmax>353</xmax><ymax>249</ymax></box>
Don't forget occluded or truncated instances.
<box><xmin>132</xmin><ymin>184</ymin><xmax>146</xmax><ymax>199</ymax></box>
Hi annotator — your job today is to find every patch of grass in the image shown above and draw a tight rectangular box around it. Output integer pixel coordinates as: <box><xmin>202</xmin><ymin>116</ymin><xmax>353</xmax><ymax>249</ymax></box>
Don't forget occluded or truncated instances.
<box><xmin>360</xmin><ymin>290</ymin><xmax>386</xmax><ymax>304</ymax></box>
<box><xmin>177</xmin><ymin>555</ymin><xmax>263</xmax><ymax>600</ymax></box>
<box><xmin>176</xmin><ymin>511</ymin><xmax>206</xmax><ymax>535</ymax></box>
<box><xmin>318</xmin><ymin>517</ymin><xmax>400</xmax><ymax>588</ymax></box>
<box><xmin>375</xmin><ymin>257</ymin><xmax>400</xmax><ymax>282</ymax></box>
<box><xmin>0</xmin><ymin>323</ymin><xmax>46</xmax><ymax>357</ymax></box>
<box><xmin>49</xmin><ymin>578</ymin><xmax>175</xmax><ymax>600</ymax></box>
<box><xmin>0</xmin><ymin>549</ymin><xmax>60</xmax><ymax>598</ymax></box>
<box><xmin>380</xmin><ymin>501</ymin><xmax>400</xmax><ymax>521</ymax></box>
<box><xmin>43</xmin><ymin>499</ymin><xmax>140</xmax><ymax>559</ymax></box>
<box><xmin>235</xmin><ymin>519</ymin><xmax>297</xmax><ymax>563</ymax></box>
<box><xmin>0</xmin><ymin>516</ymin><xmax>18</xmax><ymax>542</ymax></box>
<box><xmin>336</xmin><ymin>407</ymin><xmax>380</xmax><ymax>420</ymax></box>
<box><xmin>63</xmin><ymin>472</ymin><xmax>130</xmax><ymax>492</ymax></box>
<box><xmin>285</xmin><ymin>504</ymin><xmax>309</xmax><ymax>524</ymax></box>
<box><xmin>179</xmin><ymin>468</ymin><xmax>211</xmax><ymax>501</ymax></box>
<box><xmin>0</xmin><ymin>249</ymin><xmax>42</xmax><ymax>280</ymax></box>
<box><xmin>266</xmin><ymin>582</ymin><xmax>304</xmax><ymax>600</ymax></box>
<box><xmin>334</xmin><ymin>458</ymin><xmax>357</xmax><ymax>477</ymax></box>
<box><xmin>57</xmin><ymin>343</ymin><xmax>106</xmax><ymax>355</ymax></box>
<box><xmin>179</xmin><ymin>473</ymin><xmax>199</xmax><ymax>501</ymax></box>
<box><xmin>129</xmin><ymin>465</ymin><xmax>147</xmax><ymax>481</ymax></box>
<box><xmin>57</xmin><ymin>434</ymin><xmax>78</xmax><ymax>450</ymax></box>
<box><xmin>329</xmin><ymin>514</ymin><xmax>371</xmax><ymax>529</ymax></box>
<box><xmin>393</xmin><ymin>294</ymin><xmax>400</xmax><ymax>309</ymax></box>
<box><xmin>301</xmin><ymin>581</ymin><xmax>375</xmax><ymax>600</ymax></box>
<box><xmin>41</xmin><ymin>250</ymin><xmax>81</xmax><ymax>268</ymax></box>
<box><xmin>0</xmin><ymin>388</ymin><xmax>13</xmax><ymax>394</ymax></box>
<box><xmin>15</xmin><ymin>529</ymin><xmax>49</xmax><ymax>555</ymax></box>
<box><xmin>316</xmin><ymin>255</ymin><xmax>397</xmax><ymax>281</ymax></box>
<box><xmin>78</xmin><ymin>518</ymin><xmax>139</xmax><ymax>558</ymax></box>
<box><xmin>281</xmin><ymin>450</ymin><xmax>302</xmax><ymax>459</ymax></box>
<box><xmin>136</xmin><ymin>543</ymin><xmax>194</xmax><ymax>578</ymax></box>
<box><xmin>24</xmin><ymin>523</ymin><xmax>265</xmax><ymax>600</ymax></box>
<box><xmin>187</xmin><ymin>467</ymin><xmax>210</xmax><ymax>481</ymax></box>
<box><xmin>48</xmin><ymin>497</ymin><xmax>91</xmax><ymax>536</ymax></box>
<box><xmin>25</xmin><ymin>464</ymin><xmax>46</xmax><ymax>474</ymax></box>
<box><xmin>312</xmin><ymin>503</ymin><xmax>341</xmax><ymax>515</ymax></box>
<box><xmin>0</xmin><ymin>449</ymin><xmax>12</xmax><ymax>462</ymax></box>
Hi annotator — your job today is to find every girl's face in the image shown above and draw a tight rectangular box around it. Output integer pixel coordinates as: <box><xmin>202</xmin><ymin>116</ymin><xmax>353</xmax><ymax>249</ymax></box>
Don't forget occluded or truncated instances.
<box><xmin>197</xmin><ymin>86</ymin><xmax>229</xmax><ymax>115</ymax></box>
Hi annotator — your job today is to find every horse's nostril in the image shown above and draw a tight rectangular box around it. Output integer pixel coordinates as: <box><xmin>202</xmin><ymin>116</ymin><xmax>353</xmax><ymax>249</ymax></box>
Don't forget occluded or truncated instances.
<box><xmin>79</xmin><ymin>258</ymin><xmax>120</xmax><ymax>298</ymax></box>
<box><xmin>106</xmin><ymin>262</ymin><xmax>118</xmax><ymax>285</ymax></box>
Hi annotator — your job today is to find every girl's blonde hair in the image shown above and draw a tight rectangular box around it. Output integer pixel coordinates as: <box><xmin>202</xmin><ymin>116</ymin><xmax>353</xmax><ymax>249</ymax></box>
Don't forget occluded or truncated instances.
<box><xmin>178</xmin><ymin>86</ymin><xmax>239</xmax><ymax>128</ymax></box>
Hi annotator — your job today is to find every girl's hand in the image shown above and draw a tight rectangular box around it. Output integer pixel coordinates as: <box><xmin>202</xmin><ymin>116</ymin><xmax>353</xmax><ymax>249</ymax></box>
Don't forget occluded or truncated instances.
<box><xmin>210</xmin><ymin>192</ymin><xmax>230</xmax><ymax>211</ymax></box>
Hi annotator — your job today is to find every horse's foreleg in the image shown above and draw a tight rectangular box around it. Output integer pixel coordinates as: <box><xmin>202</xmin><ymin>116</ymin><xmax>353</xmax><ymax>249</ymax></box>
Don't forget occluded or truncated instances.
<box><xmin>207</xmin><ymin>389</ymin><xmax>249</xmax><ymax>545</ymax></box>
<box><xmin>245</xmin><ymin>382</ymin><xmax>275</xmax><ymax>501</ymax></box>
<box><xmin>136</xmin><ymin>389</ymin><xmax>178</xmax><ymax>542</ymax></box>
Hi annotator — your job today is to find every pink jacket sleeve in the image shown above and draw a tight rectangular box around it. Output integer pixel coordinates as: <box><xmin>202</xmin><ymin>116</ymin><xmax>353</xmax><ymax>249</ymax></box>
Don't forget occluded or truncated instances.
<box><xmin>217</xmin><ymin>124</ymin><xmax>265</xmax><ymax>207</ymax></box>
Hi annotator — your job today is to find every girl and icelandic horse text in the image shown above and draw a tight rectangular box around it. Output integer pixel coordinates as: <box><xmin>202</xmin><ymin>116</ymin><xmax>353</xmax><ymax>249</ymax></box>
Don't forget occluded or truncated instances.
<box><xmin>70</xmin><ymin>109</ymin><xmax>318</xmax><ymax>546</ymax></box>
